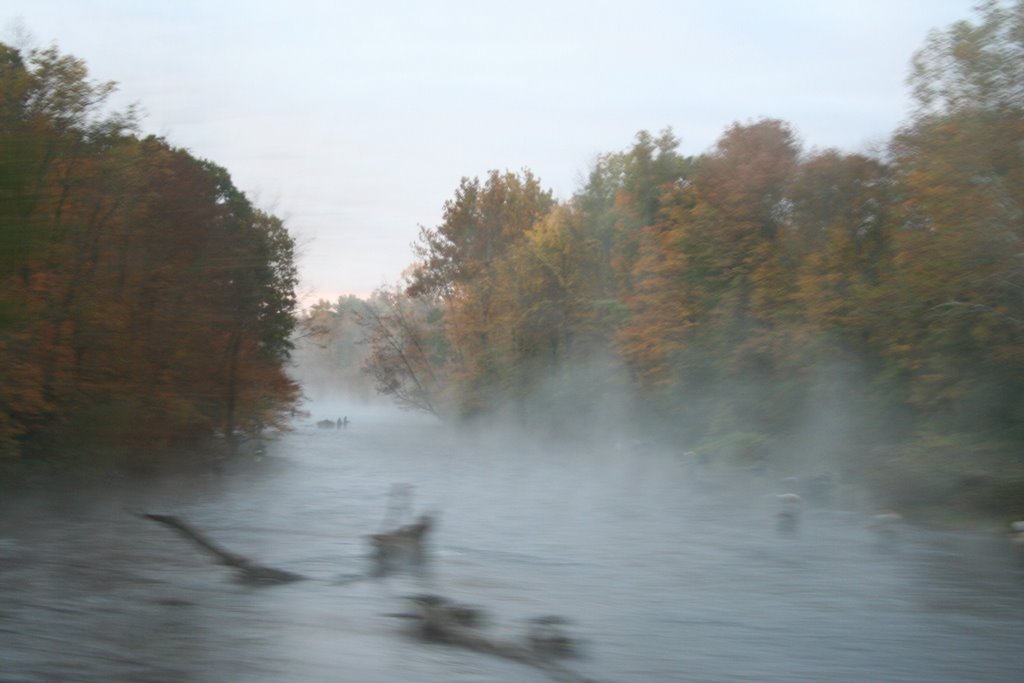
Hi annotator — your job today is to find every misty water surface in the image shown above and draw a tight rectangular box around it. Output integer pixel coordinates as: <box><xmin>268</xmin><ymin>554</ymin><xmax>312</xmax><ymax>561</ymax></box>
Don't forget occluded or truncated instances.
<box><xmin>2</xmin><ymin>406</ymin><xmax>1024</xmax><ymax>682</ymax></box>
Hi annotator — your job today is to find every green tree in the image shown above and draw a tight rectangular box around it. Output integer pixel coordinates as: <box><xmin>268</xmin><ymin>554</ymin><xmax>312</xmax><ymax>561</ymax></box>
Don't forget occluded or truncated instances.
<box><xmin>573</xmin><ymin>129</ymin><xmax>693</xmax><ymax>321</ymax></box>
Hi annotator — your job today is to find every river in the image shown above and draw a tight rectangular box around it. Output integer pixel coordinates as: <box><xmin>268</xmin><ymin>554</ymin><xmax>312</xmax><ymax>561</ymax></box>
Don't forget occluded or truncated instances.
<box><xmin>2</xmin><ymin>405</ymin><xmax>1024</xmax><ymax>682</ymax></box>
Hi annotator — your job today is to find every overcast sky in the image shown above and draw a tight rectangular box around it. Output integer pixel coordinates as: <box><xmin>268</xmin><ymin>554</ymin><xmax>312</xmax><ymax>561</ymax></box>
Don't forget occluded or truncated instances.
<box><xmin>5</xmin><ymin>0</ymin><xmax>977</xmax><ymax>302</ymax></box>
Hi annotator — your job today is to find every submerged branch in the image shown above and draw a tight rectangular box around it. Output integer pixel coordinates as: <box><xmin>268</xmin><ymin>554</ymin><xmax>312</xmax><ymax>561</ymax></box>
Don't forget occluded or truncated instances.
<box><xmin>137</xmin><ymin>512</ymin><xmax>306</xmax><ymax>585</ymax></box>
<box><xmin>395</xmin><ymin>594</ymin><xmax>598</xmax><ymax>683</ymax></box>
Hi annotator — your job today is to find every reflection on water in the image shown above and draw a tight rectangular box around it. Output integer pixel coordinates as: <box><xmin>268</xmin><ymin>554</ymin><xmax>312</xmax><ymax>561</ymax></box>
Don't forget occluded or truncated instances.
<box><xmin>2</xmin><ymin>408</ymin><xmax>1024</xmax><ymax>682</ymax></box>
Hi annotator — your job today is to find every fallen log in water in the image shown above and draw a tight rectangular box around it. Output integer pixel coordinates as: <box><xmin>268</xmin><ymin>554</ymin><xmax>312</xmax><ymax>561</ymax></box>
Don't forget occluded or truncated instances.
<box><xmin>391</xmin><ymin>594</ymin><xmax>599</xmax><ymax>683</ymax></box>
<box><xmin>137</xmin><ymin>512</ymin><xmax>306</xmax><ymax>585</ymax></box>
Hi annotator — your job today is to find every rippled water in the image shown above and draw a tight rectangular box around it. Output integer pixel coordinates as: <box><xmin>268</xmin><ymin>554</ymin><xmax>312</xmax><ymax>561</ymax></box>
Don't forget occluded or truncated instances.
<box><xmin>2</xmin><ymin>406</ymin><xmax>1024</xmax><ymax>682</ymax></box>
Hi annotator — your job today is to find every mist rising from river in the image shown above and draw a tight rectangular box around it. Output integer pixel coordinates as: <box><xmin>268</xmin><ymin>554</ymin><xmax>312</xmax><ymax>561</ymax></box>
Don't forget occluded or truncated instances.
<box><xmin>4</xmin><ymin>402</ymin><xmax>1024</xmax><ymax>682</ymax></box>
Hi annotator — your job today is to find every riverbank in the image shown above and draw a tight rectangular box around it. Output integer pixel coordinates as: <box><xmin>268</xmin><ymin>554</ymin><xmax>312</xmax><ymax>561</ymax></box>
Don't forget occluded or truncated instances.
<box><xmin>686</xmin><ymin>430</ymin><xmax>1024</xmax><ymax>534</ymax></box>
<box><xmin>857</xmin><ymin>439</ymin><xmax>1024</xmax><ymax>533</ymax></box>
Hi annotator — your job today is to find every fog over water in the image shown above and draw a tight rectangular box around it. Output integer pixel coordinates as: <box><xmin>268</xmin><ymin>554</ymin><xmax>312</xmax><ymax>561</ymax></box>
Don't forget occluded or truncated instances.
<box><xmin>2</xmin><ymin>402</ymin><xmax>1024</xmax><ymax>682</ymax></box>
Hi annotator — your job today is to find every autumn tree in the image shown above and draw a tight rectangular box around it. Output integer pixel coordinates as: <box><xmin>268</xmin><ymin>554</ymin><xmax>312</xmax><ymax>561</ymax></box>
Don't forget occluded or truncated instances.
<box><xmin>406</xmin><ymin>169</ymin><xmax>555</xmax><ymax>417</ymax></box>
<box><xmin>0</xmin><ymin>42</ymin><xmax>299</xmax><ymax>466</ymax></box>
<box><xmin>0</xmin><ymin>42</ymin><xmax>137</xmax><ymax>457</ymax></box>
<box><xmin>882</xmin><ymin>0</ymin><xmax>1024</xmax><ymax>437</ymax></box>
<box><xmin>507</xmin><ymin>203</ymin><xmax>603</xmax><ymax>363</ymax></box>
<box><xmin>778</xmin><ymin>150</ymin><xmax>901</xmax><ymax>436</ymax></box>
<box><xmin>620</xmin><ymin>120</ymin><xmax>802</xmax><ymax>441</ymax></box>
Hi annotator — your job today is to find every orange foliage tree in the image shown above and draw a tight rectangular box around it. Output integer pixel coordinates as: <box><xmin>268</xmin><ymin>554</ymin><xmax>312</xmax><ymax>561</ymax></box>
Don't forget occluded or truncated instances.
<box><xmin>880</xmin><ymin>0</ymin><xmax>1024</xmax><ymax>437</ymax></box>
<box><xmin>0</xmin><ymin>43</ymin><xmax>299</xmax><ymax>465</ymax></box>
<box><xmin>620</xmin><ymin>120</ymin><xmax>803</xmax><ymax>438</ymax></box>
<box><xmin>406</xmin><ymin>170</ymin><xmax>555</xmax><ymax>417</ymax></box>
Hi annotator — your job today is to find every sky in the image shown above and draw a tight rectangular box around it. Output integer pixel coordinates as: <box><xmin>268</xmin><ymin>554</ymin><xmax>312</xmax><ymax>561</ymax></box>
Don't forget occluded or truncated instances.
<box><xmin>4</xmin><ymin>0</ymin><xmax>978</xmax><ymax>303</ymax></box>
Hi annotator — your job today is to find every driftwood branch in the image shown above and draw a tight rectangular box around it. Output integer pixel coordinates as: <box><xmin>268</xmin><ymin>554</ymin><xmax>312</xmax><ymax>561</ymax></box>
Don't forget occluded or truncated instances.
<box><xmin>138</xmin><ymin>512</ymin><xmax>306</xmax><ymax>585</ymax></box>
<box><xmin>394</xmin><ymin>595</ymin><xmax>598</xmax><ymax>683</ymax></box>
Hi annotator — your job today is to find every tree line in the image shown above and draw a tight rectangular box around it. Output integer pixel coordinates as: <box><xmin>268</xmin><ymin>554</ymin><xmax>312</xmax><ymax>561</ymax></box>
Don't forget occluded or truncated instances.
<box><xmin>0</xmin><ymin>41</ymin><xmax>300</xmax><ymax>471</ymax></box>
<box><xmin>340</xmin><ymin>1</ymin><xmax>1024</xmax><ymax>516</ymax></box>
